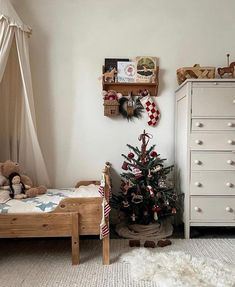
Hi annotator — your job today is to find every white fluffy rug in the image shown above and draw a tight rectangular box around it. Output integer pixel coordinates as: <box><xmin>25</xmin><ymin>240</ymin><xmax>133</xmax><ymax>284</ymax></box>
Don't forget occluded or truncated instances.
<box><xmin>121</xmin><ymin>248</ymin><xmax>235</xmax><ymax>287</ymax></box>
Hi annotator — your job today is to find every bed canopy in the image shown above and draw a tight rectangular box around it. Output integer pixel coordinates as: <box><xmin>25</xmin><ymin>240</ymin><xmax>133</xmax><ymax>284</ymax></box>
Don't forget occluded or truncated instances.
<box><xmin>0</xmin><ymin>0</ymin><xmax>50</xmax><ymax>186</ymax></box>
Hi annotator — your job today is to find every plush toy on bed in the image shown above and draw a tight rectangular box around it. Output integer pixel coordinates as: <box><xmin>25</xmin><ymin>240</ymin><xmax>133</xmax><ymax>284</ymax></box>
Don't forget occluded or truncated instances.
<box><xmin>0</xmin><ymin>160</ymin><xmax>47</xmax><ymax>198</ymax></box>
<box><xmin>2</xmin><ymin>172</ymin><xmax>29</xmax><ymax>199</ymax></box>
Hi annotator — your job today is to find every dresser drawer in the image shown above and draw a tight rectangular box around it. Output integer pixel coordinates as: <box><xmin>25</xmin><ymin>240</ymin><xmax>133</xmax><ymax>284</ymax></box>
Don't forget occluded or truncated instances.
<box><xmin>190</xmin><ymin>171</ymin><xmax>235</xmax><ymax>195</ymax></box>
<box><xmin>191</xmin><ymin>152</ymin><xmax>235</xmax><ymax>170</ymax></box>
<box><xmin>190</xmin><ymin>133</ymin><xmax>235</xmax><ymax>150</ymax></box>
<box><xmin>192</xmin><ymin>119</ymin><xmax>235</xmax><ymax>131</ymax></box>
<box><xmin>191</xmin><ymin>196</ymin><xmax>235</xmax><ymax>221</ymax></box>
<box><xmin>192</xmin><ymin>87</ymin><xmax>235</xmax><ymax>117</ymax></box>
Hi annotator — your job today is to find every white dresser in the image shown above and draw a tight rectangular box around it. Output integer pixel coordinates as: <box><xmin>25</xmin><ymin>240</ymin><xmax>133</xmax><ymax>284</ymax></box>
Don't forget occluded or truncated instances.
<box><xmin>175</xmin><ymin>79</ymin><xmax>235</xmax><ymax>238</ymax></box>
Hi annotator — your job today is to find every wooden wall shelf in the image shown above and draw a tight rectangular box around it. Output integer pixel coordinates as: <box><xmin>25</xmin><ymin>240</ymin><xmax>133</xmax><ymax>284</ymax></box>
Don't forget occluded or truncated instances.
<box><xmin>102</xmin><ymin>65</ymin><xmax>159</xmax><ymax>97</ymax></box>
<box><xmin>103</xmin><ymin>82</ymin><xmax>158</xmax><ymax>97</ymax></box>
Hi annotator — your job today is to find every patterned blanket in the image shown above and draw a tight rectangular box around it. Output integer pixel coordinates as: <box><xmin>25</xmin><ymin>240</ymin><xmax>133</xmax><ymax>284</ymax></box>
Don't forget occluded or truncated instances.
<box><xmin>0</xmin><ymin>185</ymin><xmax>100</xmax><ymax>214</ymax></box>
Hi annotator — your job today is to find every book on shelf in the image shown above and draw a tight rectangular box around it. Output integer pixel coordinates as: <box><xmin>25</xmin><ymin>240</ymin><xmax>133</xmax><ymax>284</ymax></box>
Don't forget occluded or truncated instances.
<box><xmin>104</xmin><ymin>58</ymin><xmax>129</xmax><ymax>73</ymax></box>
<box><xmin>117</xmin><ymin>61</ymin><xmax>136</xmax><ymax>83</ymax></box>
<box><xmin>135</xmin><ymin>56</ymin><xmax>158</xmax><ymax>83</ymax></box>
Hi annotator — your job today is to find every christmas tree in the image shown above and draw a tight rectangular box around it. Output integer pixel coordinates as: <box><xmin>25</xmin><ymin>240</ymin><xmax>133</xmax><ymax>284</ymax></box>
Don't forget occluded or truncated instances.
<box><xmin>114</xmin><ymin>130</ymin><xmax>177</xmax><ymax>225</ymax></box>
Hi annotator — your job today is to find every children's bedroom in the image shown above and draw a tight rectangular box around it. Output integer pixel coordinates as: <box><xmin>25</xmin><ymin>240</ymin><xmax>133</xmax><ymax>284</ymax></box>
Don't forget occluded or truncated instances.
<box><xmin>0</xmin><ymin>0</ymin><xmax>234</xmax><ymax>286</ymax></box>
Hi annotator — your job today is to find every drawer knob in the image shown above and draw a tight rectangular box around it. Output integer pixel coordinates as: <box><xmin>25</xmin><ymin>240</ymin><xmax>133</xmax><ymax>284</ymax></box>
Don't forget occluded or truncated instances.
<box><xmin>194</xmin><ymin>206</ymin><xmax>201</xmax><ymax>212</ymax></box>
<box><xmin>194</xmin><ymin>160</ymin><xmax>201</xmax><ymax>165</ymax></box>
<box><xmin>226</xmin><ymin>182</ymin><xmax>233</xmax><ymax>187</ymax></box>
<box><xmin>227</xmin><ymin>160</ymin><xmax>234</xmax><ymax>165</ymax></box>
<box><xmin>195</xmin><ymin>122</ymin><xmax>203</xmax><ymax>127</ymax></box>
<box><xmin>225</xmin><ymin>206</ymin><xmax>232</xmax><ymax>212</ymax></box>
<box><xmin>195</xmin><ymin>139</ymin><xmax>203</xmax><ymax>145</ymax></box>
<box><xmin>227</xmin><ymin>140</ymin><xmax>234</xmax><ymax>145</ymax></box>
<box><xmin>194</xmin><ymin>182</ymin><xmax>202</xmax><ymax>187</ymax></box>
<box><xmin>227</xmin><ymin>122</ymin><xmax>234</xmax><ymax>127</ymax></box>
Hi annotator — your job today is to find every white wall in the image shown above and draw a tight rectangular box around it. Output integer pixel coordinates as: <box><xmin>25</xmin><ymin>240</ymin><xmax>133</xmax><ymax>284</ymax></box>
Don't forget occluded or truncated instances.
<box><xmin>11</xmin><ymin>0</ymin><xmax>235</xmax><ymax>188</ymax></box>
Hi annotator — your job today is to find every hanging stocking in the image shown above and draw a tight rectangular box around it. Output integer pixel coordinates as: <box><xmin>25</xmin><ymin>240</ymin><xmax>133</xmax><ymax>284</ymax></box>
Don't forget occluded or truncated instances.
<box><xmin>140</xmin><ymin>93</ymin><xmax>160</xmax><ymax>126</ymax></box>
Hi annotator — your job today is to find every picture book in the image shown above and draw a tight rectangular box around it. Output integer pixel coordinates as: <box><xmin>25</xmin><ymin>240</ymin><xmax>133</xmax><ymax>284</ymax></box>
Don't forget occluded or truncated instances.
<box><xmin>135</xmin><ymin>56</ymin><xmax>158</xmax><ymax>83</ymax></box>
<box><xmin>117</xmin><ymin>61</ymin><xmax>136</xmax><ymax>83</ymax></box>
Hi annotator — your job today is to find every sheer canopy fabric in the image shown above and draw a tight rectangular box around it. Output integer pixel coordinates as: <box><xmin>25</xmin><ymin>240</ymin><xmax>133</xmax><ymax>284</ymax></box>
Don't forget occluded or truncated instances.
<box><xmin>0</xmin><ymin>0</ymin><xmax>50</xmax><ymax>186</ymax></box>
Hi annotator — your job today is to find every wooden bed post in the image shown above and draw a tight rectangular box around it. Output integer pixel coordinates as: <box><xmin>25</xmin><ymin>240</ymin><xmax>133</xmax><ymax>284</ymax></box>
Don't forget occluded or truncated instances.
<box><xmin>103</xmin><ymin>235</ymin><xmax>110</xmax><ymax>265</ymax></box>
<box><xmin>71</xmin><ymin>212</ymin><xmax>79</xmax><ymax>265</ymax></box>
<box><xmin>102</xmin><ymin>162</ymin><xmax>111</xmax><ymax>265</ymax></box>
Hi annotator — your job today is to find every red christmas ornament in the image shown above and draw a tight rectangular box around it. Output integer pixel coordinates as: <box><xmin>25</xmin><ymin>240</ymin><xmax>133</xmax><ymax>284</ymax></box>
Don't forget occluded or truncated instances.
<box><xmin>152</xmin><ymin>205</ymin><xmax>161</xmax><ymax>213</ymax></box>
<box><xmin>128</xmin><ymin>152</ymin><xmax>135</xmax><ymax>159</ymax></box>
<box><xmin>150</xmin><ymin>151</ymin><xmax>157</xmax><ymax>157</ymax></box>
<box><xmin>122</xmin><ymin>161</ymin><xmax>129</xmax><ymax>170</ymax></box>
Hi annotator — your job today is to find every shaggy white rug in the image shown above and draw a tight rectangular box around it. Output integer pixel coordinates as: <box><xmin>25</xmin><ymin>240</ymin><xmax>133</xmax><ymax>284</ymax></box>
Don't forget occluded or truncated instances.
<box><xmin>121</xmin><ymin>248</ymin><xmax>235</xmax><ymax>287</ymax></box>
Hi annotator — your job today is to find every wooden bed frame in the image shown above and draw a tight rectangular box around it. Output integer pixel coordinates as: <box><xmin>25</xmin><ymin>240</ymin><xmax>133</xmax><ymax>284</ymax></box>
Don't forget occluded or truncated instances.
<box><xmin>0</xmin><ymin>165</ymin><xmax>111</xmax><ymax>265</ymax></box>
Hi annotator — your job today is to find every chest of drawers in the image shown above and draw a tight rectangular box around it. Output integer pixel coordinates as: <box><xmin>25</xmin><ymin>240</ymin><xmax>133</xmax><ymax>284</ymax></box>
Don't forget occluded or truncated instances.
<box><xmin>175</xmin><ymin>79</ymin><xmax>235</xmax><ymax>238</ymax></box>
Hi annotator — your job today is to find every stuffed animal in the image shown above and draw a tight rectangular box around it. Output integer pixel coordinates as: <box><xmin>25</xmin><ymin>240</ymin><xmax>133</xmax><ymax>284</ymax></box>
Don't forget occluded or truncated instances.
<box><xmin>2</xmin><ymin>172</ymin><xmax>29</xmax><ymax>199</ymax></box>
<box><xmin>0</xmin><ymin>160</ymin><xmax>47</xmax><ymax>198</ymax></box>
<box><xmin>0</xmin><ymin>160</ymin><xmax>32</xmax><ymax>187</ymax></box>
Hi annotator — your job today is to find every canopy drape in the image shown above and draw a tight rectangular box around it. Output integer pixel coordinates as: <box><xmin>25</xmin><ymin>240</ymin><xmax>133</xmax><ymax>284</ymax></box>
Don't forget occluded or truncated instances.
<box><xmin>0</xmin><ymin>0</ymin><xmax>50</xmax><ymax>186</ymax></box>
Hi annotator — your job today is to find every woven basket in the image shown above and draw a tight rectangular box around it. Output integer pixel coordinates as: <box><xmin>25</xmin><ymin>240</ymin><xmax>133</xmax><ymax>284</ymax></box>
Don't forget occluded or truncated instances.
<box><xmin>177</xmin><ymin>64</ymin><xmax>215</xmax><ymax>85</ymax></box>
<box><xmin>104</xmin><ymin>100</ymin><xmax>119</xmax><ymax>117</ymax></box>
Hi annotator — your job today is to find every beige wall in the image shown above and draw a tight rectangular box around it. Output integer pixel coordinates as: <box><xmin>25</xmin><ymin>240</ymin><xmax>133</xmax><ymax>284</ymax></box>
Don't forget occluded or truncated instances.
<box><xmin>11</xmin><ymin>0</ymin><xmax>235</xmax><ymax>188</ymax></box>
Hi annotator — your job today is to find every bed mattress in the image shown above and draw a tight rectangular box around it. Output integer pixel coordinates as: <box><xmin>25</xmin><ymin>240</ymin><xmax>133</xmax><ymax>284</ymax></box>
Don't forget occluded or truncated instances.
<box><xmin>0</xmin><ymin>184</ymin><xmax>100</xmax><ymax>214</ymax></box>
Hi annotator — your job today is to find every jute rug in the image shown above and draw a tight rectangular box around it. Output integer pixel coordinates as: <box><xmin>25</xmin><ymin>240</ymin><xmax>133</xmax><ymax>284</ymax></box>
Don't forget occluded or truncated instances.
<box><xmin>115</xmin><ymin>219</ymin><xmax>173</xmax><ymax>240</ymax></box>
<box><xmin>0</xmin><ymin>238</ymin><xmax>234</xmax><ymax>287</ymax></box>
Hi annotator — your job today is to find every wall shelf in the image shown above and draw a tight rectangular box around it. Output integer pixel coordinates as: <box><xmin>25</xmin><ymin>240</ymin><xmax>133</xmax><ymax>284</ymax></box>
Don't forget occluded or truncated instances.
<box><xmin>103</xmin><ymin>81</ymin><xmax>158</xmax><ymax>97</ymax></box>
<box><xmin>102</xmin><ymin>66</ymin><xmax>159</xmax><ymax>97</ymax></box>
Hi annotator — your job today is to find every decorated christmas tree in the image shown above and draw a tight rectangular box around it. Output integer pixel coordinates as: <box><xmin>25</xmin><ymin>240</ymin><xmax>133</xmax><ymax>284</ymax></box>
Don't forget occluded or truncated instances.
<box><xmin>115</xmin><ymin>130</ymin><xmax>177</xmax><ymax>225</ymax></box>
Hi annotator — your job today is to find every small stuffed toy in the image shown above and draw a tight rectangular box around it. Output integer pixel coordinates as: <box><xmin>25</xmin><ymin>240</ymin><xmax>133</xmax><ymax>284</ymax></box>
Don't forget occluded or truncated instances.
<box><xmin>2</xmin><ymin>172</ymin><xmax>30</xmax><ymax>199</ymax></box>
<box><xmin>0</xmin><ymin>160</ymin><xmax>47</xmax><ymax>198</ymax></box>
<box><xmin>0</xmin><ymin>160</ymin><xmax>32</xmax><ymax>187</ymax></box>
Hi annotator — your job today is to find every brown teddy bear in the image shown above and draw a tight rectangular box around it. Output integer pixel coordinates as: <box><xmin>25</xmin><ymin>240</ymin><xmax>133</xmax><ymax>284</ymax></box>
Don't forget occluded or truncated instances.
<box><xmin>0</xmin><ymin>160</ymin><xmax>47</xmax><ymax>198</ymax></box>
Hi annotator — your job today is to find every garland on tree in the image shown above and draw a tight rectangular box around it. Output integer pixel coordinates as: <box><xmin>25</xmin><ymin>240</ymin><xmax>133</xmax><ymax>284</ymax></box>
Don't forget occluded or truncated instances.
<box><xmin>111</xmin><ymin>130</ymin><xmax>178</xmax><ymax>225</ymax></box>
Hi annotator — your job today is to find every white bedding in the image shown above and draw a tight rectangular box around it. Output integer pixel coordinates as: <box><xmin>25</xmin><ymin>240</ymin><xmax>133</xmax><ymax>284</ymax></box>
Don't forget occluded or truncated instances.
<box><xmin>0</xmin><ymin>184</ymin><xmax>100</xmax><ymax>214</ymax></box>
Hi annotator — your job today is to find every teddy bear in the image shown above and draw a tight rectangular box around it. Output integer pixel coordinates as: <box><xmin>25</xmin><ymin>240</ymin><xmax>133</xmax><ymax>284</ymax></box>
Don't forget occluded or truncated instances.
<box><xmin>0</xmin><ymin>160</ymin><xmax>47</xmax><ymax>198</ymax></box>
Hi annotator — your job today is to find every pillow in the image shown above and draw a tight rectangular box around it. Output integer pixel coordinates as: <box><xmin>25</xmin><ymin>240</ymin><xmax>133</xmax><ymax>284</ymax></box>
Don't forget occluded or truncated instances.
<box><xmin>0</xmin><ymin>189</ymin><xmax>10</xmax><ymax>204</ymax></box>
